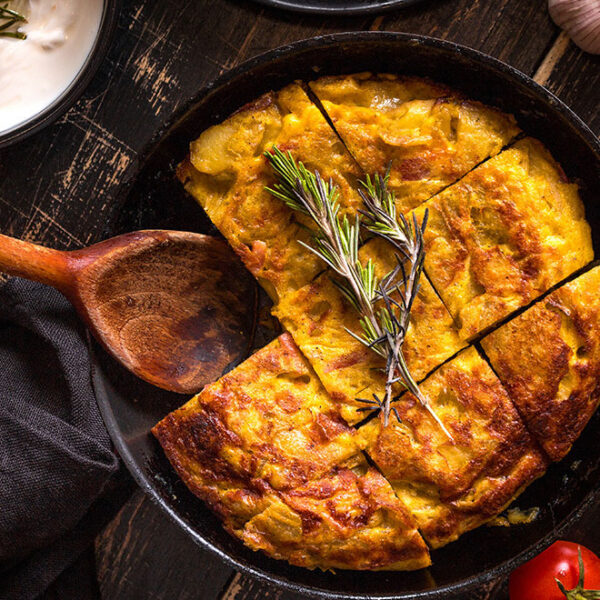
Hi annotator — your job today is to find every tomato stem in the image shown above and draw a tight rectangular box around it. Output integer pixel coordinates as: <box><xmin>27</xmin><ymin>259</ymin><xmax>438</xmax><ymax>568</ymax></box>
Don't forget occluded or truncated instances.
<box><xmin>556</xmin><ymin>548</ymin><xmax>600</xmax><ymax>600</ymax></box>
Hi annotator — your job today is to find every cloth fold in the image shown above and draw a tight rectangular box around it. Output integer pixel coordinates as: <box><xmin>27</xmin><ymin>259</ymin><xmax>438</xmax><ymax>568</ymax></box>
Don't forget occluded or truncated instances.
<box><xmin>0</xmin><ymin>278</ymin><xmax>124</xmax><ymax>599</ymax></box>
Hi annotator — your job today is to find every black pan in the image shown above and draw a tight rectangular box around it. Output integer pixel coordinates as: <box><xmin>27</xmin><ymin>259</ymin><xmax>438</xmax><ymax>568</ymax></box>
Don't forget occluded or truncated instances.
<box><xmin>93</xmin><ymin>32</ymin><xmax>600</xmax><ymax>599</ymax></box>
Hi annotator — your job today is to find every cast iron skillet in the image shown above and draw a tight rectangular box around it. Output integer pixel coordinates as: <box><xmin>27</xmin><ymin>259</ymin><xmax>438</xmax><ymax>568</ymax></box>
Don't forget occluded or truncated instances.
<box><xmin>250</xmin><ymin>0</ymin><xmax>425</xmax><ymax>15</ymax></box>
<box><xmin>92</xmin><ymin>33</ymin><xmax>600</xmax><ymax>599</ymax></box>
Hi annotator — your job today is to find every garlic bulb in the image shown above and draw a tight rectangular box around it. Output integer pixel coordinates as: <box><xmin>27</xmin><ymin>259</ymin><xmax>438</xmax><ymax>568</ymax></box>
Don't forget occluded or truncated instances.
<box><xmin>548</xmin><ymin>0</ymin><xmax>600</xmax><ymax>54</ymax></box>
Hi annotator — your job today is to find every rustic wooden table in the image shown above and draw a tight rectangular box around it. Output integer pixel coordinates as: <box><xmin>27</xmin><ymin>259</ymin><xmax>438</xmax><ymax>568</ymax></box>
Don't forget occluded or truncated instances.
<box><xmin>1</xmin><ymin>0</ymin><xmax>598</xmax><ymax>598</ymax></box>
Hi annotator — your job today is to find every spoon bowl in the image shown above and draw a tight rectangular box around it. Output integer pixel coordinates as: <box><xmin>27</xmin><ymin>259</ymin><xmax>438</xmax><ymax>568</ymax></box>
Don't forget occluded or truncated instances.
<box><xmin>0</xmin><ymin>230</ymin><xmax>257</xmax><ymax>393</ymax></box>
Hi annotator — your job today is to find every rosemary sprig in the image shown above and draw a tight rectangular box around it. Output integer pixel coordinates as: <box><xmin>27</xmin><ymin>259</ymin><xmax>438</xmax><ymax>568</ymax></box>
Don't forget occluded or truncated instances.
<box><xmin>265</xmin><ymin>147</ymin><xmax>451</xmax><ymax>439</ymax></box>
<box><xmin>265</xmin><ymin>148</ymin><xmax>382</xmax><ymax>352</ymax></box>
<box><xmin>359</xmin><ymin>170</ymin><xmax>452</xmax><ymax>439</ymax></box>
<box><xmin>0</xmin><ymin>2</ymin><xmax>27</xmax><ymax>40</ymax></box>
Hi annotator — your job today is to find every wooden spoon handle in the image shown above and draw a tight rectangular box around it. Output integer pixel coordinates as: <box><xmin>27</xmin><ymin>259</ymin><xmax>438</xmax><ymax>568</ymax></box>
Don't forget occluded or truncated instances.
<box><xmin>0</xmin><ymin>233</ymin><xmax>72</xmax><ymax>292</ymax></box>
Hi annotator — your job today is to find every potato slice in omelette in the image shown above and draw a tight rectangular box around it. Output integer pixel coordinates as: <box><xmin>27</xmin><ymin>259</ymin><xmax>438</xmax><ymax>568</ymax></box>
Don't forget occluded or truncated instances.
<box><xmin>153</xmin><ymin>333</ymin><xmax>430</xmax><ymax>570</ymax></box>
<box><xmin>273</xmin><ymin>238</ymin><xmax>466</xmax><ymax>425</ymax></box>
<box><xmin>482</xmin><ymin>266</ymin><xmax>600</xmax><ymax>461</ymax></box>
<box><xmin>178</xmin><ymin>83</ymin><xmax>362</xmax><ymax>304</ymax></box>
<box><xmin>412</xmin><ymin>137</ymin><xmax>593</xmax><ymax>341</ymax></box>
<box><xmin>358</xmin><ymin>346</ymin><xmax>548</xmax><ymax>548</ymax></box>
<box><xmin>309</xmin><ymin>73</ymin><xmax>520</xmax><ymax>214</ymax></box>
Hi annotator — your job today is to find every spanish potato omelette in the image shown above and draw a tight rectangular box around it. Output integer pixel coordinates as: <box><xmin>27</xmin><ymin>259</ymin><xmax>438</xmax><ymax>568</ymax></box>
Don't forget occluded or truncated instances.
<box><xmin>155</xmin><ymin>73</ymin><xmax>598</xmax><ymax>571</ymax></box>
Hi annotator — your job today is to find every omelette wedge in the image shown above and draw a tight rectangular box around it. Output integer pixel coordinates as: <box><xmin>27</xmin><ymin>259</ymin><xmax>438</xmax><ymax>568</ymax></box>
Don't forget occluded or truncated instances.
<box><xmin>239</xmin><ymin>465</ymin><xmax>431</xmax><ymax>571</ymax></box>
<box><xmin>482</xmin><ymin>266</ymin><xmax>600</xmax><ymax>461</ymax></box>
<box><xmin>273</xmin><ymin>238</ymin><xmax>465</xmax><ymax>425</ymax></box>
<box><xmin>153</xmin><ymin>334</ymin><xmax>362</xmax><ymax>501</ymax></box>
<box><xmin>413</xmin><ymin>137</ymin><xmax>593</xmax><ymax>341</ymax></box>
<box><xmin>178</xmin><ymin>82</ymin><xmax>362</xmax><ymax>304</ymax></box>
<box><xmin>153</xmin><ymin>333</ymin><xmax>430</xmax><ymax>570</ymax></box>
<box><xmin>310</xmin><ymin>73</ymin><xmax>520</xmax><ymax>214</ymax></box>
<box><xmin>358</xmin><ymin>346</ymin><xmax>548</xmax><ymax>548</ymax></box>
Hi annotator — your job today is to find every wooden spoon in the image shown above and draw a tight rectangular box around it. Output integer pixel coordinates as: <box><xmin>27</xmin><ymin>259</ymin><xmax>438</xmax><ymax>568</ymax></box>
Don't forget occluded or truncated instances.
<box><xmin>0</xmin><ymin>230</ymin><xmax>257</xmax><ymax>394</ymax></box>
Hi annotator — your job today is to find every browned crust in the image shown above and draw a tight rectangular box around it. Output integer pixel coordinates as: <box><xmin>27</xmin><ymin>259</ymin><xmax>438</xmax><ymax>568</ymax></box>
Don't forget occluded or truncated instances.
<box><xmin>231</xmin><ymin>90</ymin><xmax>276</xmax><ymax>117</ymax></box>
<box><xmin>360</xmin><ymin>347</ymin><xmax>549</xmax><ymax>547</ymax></box>
<box><xmin>152</xmin><ymin>334</ymin><xmax>363</xmax><ymax>494</ymax></box>
<box><xmin>152</xmin><ymin>334</ymin><xmax>431</xmax><ymax>570</ymax></box>
<box><xmin>364</xmin><ymin>349</ymin><xmax>535</xmax><ymax>499</ymax></box>
<box><xmin>237</xmin><ymin>467</ymin><xmax>431</xmax><ymax>571</ymax></box>
<box><xmin>482</xmin><ymin>268</ymin><xmax>600</xmax><ymax>460</ymax></box>
<box><xmin>415</xmin><ymin>137</ymin><xmax>593</xmax><ymax>340</ymax></box>
<box><xmin>421</xmin><ymin>445</ymin><xmax>548</xmax><ymax>548</ymax></box>
<box><xmin>175</xmin><ymin>157</ymin><xmax>194</xmax><ymax>186</ymax></box>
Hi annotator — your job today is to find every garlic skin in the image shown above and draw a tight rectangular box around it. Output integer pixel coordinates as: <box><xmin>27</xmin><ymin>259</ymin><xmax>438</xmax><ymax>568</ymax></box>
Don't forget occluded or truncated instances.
<box><xmin>548</xmin><ymin>0</ymin><xmax>600</xmax><ymax>54</ymax></box>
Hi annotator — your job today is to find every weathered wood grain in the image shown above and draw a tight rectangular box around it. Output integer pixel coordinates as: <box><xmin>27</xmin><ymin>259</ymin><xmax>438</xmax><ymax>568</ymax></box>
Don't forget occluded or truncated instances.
<box><xmin>537</xmin><ymin>36</ymin><xmax>600</xmax><ymax>135</ymax></box>
<box><xmin>381</xmin><ymin>0</ymin><xmax>559</xmax><ymax>76</ymax></box>
<box><xmin>0</xmin><ymin>0</ymin><xmax>374</xmax><ymax>250</ymax></box>
<box><xmin>95</xmin><ymin>489</ymin><xmax>233</xmax><ymax>600</ymax></box>
<box><xmin>533</xmin><ymin>30</ymin><xmax>571</xmax><ymax>85</ymax></box>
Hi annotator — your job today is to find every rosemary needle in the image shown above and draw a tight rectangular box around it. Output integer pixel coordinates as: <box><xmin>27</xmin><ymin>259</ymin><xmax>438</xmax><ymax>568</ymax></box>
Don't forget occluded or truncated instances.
<box><xmin>0</xmin><ymin>2</ymin><xmax>27</xmax><ymax>40</ymax></box>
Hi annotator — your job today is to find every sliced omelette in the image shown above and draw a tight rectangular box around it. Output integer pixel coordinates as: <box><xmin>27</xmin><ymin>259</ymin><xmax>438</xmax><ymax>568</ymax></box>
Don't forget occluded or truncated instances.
<box><xmin>166</xmin><ymin>76</ymin><xmax>599</xmax><ymax>571</ymax></box>
<box><xmin>482</xmin><ymin>266</ymin><xmax>600</xmax><ymax>461</ymax></box>
<box><xmin>153</xmin><ymin>333</ymin><xmax>430</xmax><ymax>570</ymax></box>
<box><xmin>412</xmin><ymin>137</ymin><xmax>593</xmax><ymax>341</ymax></box>
<box><xmin>153</xmin><ymin>334</ymin><xmax>362</xmax><ymax>504</ymax></box>
<box><xmin>310</xmin><ymin>72</ymin><xmax>520</xmax><ymax>214</ymax></box>
<box><xmin>178</xmin><ymin>82</ymin><xmax>362</xmax><ymax>303</ymax></box>
<box><xmin>358</xmin><ymin>346</ymin><xmax>548</xmax><ymax>548</ymax></box>
<box><xmin>273</xmin><ymin>238</ymin><xmax>465</xmax><ymax>425</ymax></box>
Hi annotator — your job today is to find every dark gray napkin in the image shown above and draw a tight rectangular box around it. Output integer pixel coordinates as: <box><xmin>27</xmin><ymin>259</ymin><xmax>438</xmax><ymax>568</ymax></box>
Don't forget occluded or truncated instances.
<box><xmin>0</xmin><ymin>278</ymin><xmax>126</xmax><ymax>600</ymax></box>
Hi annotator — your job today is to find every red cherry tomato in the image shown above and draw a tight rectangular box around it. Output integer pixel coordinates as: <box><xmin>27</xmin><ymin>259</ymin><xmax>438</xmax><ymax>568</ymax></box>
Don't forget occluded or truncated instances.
<box><xmin>510</xmin><ymin>541</ymin><xmax>600</xmax><ymax>600</ymax></box>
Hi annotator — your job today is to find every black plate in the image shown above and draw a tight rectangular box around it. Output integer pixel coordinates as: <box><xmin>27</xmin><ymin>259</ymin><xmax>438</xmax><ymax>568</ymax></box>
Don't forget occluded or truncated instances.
<box><xmin>93</xmin><ymin>33</ymin><xmax>600</xmax><ymax>599</ymax></box>
<box><xmin>251</xmin><ymin>0</ymin><xmax>424</xmax><ymax>15</ymax></box>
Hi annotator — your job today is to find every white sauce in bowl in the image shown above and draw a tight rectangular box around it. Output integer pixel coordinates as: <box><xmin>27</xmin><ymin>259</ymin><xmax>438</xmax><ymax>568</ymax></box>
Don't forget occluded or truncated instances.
<box><xmin>0</xmin><ymin>0</ymin><xmax>104</xmax><ymax>134</ymax></box>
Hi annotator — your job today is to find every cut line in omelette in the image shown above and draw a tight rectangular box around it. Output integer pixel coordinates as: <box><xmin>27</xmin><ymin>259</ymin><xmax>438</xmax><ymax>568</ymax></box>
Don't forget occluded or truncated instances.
<box><xmin>178</xmin><ymin>82</ymin><xmax>363</xmax><ymax>304</ymax></box>
<box><xmin>273</xmin><ymin>237</ymin><xmax>466</xmax><ymax>425</ymax></box>
<box><xmin>358</xmin><ymin>346</ymin><xmax>548</xmax><ymax>548</ymax></box>
<box><xmin>412</xmin><ymin>137</ymin><xmax>593</xmax><ymax>341</ymax></box>
<box><xmin>309</xmin><ymin>72</ymin><xmax>520</xmax><ymax>215</ymax></box>
<box><xmin>482</xmin><ymin>266</ymin><xmax>600</xmax><ymax>461</ymax></box>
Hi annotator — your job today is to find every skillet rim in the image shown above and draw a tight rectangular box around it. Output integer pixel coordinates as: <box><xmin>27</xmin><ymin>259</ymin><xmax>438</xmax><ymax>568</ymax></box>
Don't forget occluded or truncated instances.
<box><xmin>94</xmin><ymin>31</ymin><xmax>600</xmax><ymax>599</ymax></box>
<box><xmin>249</xmin><ymin>0</ymin><xmax>426</xmax><ymax>16</ymax></box>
